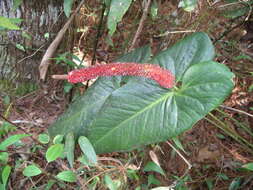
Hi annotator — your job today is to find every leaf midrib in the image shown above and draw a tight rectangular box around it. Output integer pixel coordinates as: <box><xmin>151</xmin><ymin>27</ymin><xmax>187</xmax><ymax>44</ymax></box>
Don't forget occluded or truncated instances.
<box><xmin>93</xmin><ymin>78</ymin><xmax>233</xmax><ymax>146</ymax></box>
<box><xmin>93</xmin><ymin>91</ymin><xmax>174</xmax><ymax>146</ymax></box>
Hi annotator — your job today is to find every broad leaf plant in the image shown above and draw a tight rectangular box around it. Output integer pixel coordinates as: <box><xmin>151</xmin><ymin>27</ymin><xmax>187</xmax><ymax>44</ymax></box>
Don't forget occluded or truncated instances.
<box><xmin>49</xmin><ymin>32</ymin><xmax>234</xmax><ymax>154</ymax></box>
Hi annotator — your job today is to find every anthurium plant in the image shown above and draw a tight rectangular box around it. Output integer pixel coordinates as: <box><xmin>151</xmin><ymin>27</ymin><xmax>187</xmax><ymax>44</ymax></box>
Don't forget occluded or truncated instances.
<box><xmin>49</xmin><ymin>32</ymin><xmax>234</xmax><ymax>154</ymax></box>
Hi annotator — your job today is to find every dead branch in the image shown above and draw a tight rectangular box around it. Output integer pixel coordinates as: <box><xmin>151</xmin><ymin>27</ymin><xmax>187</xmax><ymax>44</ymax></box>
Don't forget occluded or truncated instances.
<box><xmin>52</xmin><ymin>74</ymin><xmax>68</xmax><ymax>80</ymax></box>
<box><xmin>39</xmin><ymin>0</ymin><xmax>86</xmax><ymax>81</ymax></box>
<box><xmin>129</xmin><ymin>0</ymin><xmax>152</xmax><ymax>51</ymax></box>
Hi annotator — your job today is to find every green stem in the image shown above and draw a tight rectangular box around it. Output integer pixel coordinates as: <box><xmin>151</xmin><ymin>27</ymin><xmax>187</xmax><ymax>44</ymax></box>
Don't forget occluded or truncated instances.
<box><xmin>216</xmin><ymin>108</ymin><xmax>253</xmax><ymax>137</ymax></box>
<box><xmin>206</xmin><ymin>113</ymin><xmax>253</xmax><ymax>154</ymax></box>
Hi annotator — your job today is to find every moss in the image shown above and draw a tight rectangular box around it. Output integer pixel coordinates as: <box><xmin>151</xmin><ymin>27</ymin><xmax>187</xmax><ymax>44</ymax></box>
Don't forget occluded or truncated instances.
<box><xmin>15</xmin><ymin>82</ymin><xmax>38</xmax><ymax>96</ymax></box>
<box><xmin>0</xmin><ymin>79</ymin><xmax>38</xmax><ymax>96</ymax></box>
<box><xmin>0</xmin><ymin>79</ymin><xmax>15</xmax><ymax>95</ymax></box>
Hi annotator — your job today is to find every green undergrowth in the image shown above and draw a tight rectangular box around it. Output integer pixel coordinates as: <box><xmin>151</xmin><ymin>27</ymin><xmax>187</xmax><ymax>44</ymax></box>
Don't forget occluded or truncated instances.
<box><xmin>0</xmin><ymin>79</ymin><xmax>38</xmax><ymax>96</ymax></box>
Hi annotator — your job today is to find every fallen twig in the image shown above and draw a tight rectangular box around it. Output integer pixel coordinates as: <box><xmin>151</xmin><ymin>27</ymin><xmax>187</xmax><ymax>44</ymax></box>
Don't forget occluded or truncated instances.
<box><xmin>0</xmin><ymin>119</ymin><xmax>43</xmax><ymax>127</ymax></box>
<box><xmin>52</xmin><ymin>74</ymin><xmax>68</xmax><ymax>80</ymax></box>
<box><xmin>39</xmin><ymin>0</ymin><xmax>86</xmax><ymax>81</ymax></box>
<box><xmin>166</xmin><ymin>141</ymin><xmax>192</xmax><ymax>187</ymax></box>
<box><xmin>129</xmin><ymin>0</ymin><xmax>152</xmax><ymax>51</ymax></box>
<box><xmin>214</xmin><ymin>21</ymin><xmax>245</xmax><ymax>44</ymax></box>
<box><xmin>220</xmin><ymin>105</ymin><xmax>253</xmax><ymax>118</ymax></box>
<box><xmin>154</xmin><ymin>30</ymin><xmax>196</xmax><ymax>38</ymax></box>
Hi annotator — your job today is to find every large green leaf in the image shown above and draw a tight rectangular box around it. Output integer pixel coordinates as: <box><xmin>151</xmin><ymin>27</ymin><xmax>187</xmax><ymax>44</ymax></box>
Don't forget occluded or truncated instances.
<box><xmin>107</xmin><ymin>0</ymin><xmax>132</xmax><ymax>35</ymax></box>
<box><xmin>49</xmin><ymin>32</ymin><xmax>234</xmax><ymax>154</ymax></box>
<box><xmin>152</xmin><ymin>32</ymin><xmax>215</xmax><ymax>80</ymax></box>
<box><xmin>48</xmin><ymin>45</ymin><xmax>151</xmax><ymax>138</ymax></box>
<box><xmin>87</xmin><ymin>61</ymin><xmax>233</xmax><ymax>153</ymax></box>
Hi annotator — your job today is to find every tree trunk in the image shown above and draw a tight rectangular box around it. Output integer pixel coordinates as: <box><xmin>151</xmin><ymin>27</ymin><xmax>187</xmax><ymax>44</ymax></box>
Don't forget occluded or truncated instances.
<box><xmin>0</xmin><ymin>0</ymin><xmax>70</xmax><ymax>95</ymax></box>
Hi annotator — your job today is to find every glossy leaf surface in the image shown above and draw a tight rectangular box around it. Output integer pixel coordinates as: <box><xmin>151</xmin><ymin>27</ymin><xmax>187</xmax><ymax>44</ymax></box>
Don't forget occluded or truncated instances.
<box><xmin>23</xmin><ymin>165</ymin><xmax>42</xmax><ymax>177</ymax></box>
<box><xmin>179</xmin><ymin>0</ymin><xmax>198</xmax><ymax>12</ymax></box>
<box><xmin>2</xmin><ymin>165</ymin><xmax>11</xmax><ymax>187</ymax></box>
<box><xmin>65</xmin><ymin>132</ymin><xmax>75</xmax><ymax>168</ymax></box>
<box><xmin>242</xmin><ymin>163</ymin><xmax>253</xmax><ymax>171</ymax></box>
<box><xmin>144</xmin><ymin>162</ymin><xmax>165</xmax><ymax>176</ymax></box>
<box><xmin>46</xmin><ymin>144</ymin><xmax>64</xmax><ymax>162</ymax></box>
<box><xmin>56</xmin><ymin>171</ymin><xmax>77</xmax><ymax>182</ymax></box>
<box><xmin>38</xmin><ymin>133</ymin><xmax>50</xmax><ymax>144</ymax></box>
<box><xmin>107</xmin><ymin>0</ymin><xmax>132</xmax><ymax>35</ymax></box>
<box><xmin>64</xmin><ymin>0</ymin><xmax>74</xmax><ymax>17</ymax></box>
<box><xmin>78</xmin><ymin>136</ymin><xmax>97</xmax><ymax>164</ymax></box>
<box><xmin>49</xmin><ymin>33</ymin><xmax>234</xmax><ymax>154</ymax></box>
<box><xmin>49</xmin><ymin>45</ymin><xmax>151</xmax><ymax>138</ymax></box>
<box><xmin>0</xmin><ymin>134</ymin><xmax>30</xmax><ymax>151</ymax></box>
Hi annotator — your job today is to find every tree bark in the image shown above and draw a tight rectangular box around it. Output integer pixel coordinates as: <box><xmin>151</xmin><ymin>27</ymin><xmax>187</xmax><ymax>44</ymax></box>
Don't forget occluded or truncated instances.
<box><xmin>0</xmin><ymin>0</ymin><xmax>69</xmax><ymax>94</ymax></box>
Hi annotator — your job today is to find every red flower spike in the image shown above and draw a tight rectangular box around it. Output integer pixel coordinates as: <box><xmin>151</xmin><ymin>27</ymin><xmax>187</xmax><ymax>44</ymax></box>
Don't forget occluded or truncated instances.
<box><xmin>68</xmin><ymin>62</ymin><xmax>175</xmax><ymax>88</ymax></box>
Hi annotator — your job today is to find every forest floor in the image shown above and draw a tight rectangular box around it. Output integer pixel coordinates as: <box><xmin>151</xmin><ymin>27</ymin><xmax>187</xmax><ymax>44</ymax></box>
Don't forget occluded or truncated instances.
<box><xmin>1</xmin><ymin>0</ymin><xmax>253</xmax><ymax>189</ymax></box>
